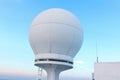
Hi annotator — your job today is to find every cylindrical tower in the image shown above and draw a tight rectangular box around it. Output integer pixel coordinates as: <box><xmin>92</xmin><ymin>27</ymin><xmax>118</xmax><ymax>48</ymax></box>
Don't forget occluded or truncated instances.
<box><xmin>29</xmin><ymin>8</ymin><xmax>83</xmax><ymax>80</ymax></box>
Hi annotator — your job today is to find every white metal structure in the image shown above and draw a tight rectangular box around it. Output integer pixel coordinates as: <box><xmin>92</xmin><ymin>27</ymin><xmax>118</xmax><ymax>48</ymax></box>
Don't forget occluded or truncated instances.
<box><xmin>38</xmin><ymin>68</ymin><xmax>42</xmax><ymax>80</ymax></box>
<box><xmin>29</xmin><ymin>8</ymin><xmax>83</xmax><ymax>80</ymax></box>
<box><xmin>94</xmin><ymin>62</ymin><xmax>120</xmax><ymax>80</ymax></box>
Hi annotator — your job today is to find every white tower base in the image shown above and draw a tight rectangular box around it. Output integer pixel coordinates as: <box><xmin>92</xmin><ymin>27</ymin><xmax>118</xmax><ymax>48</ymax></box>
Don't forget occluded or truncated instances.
<box><xmin>35</xmin><ymin>60</ymin><xmax>73</xmax><ymax>80</ymax></box>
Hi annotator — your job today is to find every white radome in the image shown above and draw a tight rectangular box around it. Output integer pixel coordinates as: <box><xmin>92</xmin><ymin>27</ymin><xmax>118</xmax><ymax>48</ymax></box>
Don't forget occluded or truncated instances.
<box><xmin>29</xmin><ymin>8</ymin><xmax>83</xmax><ymax>80</ymax></box>
<box><xmin>29</xmin><ymin>8</ymin><xmax>83</xmax><ymax>62</ymax></box>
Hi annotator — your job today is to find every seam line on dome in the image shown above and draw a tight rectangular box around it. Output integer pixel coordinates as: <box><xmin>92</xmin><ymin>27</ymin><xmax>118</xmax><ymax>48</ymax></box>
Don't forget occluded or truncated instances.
<box><xmin>31</xmin><ymin>22</ymin><xmax>81</xmax><ymax>31</ymax></box>
<box><xmin>66</xmin><ymin>31</ymin><xmax>75</xmax><ymax>56</ymax></box>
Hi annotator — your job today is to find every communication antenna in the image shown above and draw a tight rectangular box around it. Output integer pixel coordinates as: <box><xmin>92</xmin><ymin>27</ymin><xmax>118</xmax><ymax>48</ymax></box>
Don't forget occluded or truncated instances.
<box><xmin>96</xmin><ymin>41</ymin><xmax>99</xmax><ymax>63</ymax></box>
<box><xmin>38</xmin><ymin>68</ymin><xmax>43</xmax><ymax>80</ymax></box>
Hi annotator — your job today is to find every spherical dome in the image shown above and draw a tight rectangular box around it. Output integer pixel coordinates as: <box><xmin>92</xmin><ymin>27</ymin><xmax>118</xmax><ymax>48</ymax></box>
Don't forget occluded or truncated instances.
<box><xmin>29</xmin><ymin>8</ymin><xmax>83</xmax><ymax>62</ymax></box>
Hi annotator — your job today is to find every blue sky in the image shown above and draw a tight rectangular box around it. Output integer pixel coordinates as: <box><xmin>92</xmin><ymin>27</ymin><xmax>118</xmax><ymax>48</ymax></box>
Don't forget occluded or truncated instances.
<box><xmin>0</xmin><ymin>0</ymin><xmax>120</xmax><ymax>80</ymax></box>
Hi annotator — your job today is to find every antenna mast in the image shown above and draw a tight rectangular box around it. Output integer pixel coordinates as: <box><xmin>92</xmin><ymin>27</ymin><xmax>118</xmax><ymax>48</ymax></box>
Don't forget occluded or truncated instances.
<box><xmin>96</xmin><ymin>41</ymin><xmax>99</xmax><ymax>63</ymax></box>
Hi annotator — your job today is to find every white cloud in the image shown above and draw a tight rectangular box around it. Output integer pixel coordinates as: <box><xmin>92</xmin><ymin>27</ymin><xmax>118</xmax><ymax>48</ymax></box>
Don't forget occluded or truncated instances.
<box><xmin>75</xmin><ymin>60</ymin><xmax>84</xmax><ymax>65</ymax></box>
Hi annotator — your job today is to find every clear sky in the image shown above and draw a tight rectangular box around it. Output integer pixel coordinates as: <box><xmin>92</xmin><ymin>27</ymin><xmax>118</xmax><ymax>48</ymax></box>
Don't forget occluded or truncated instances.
<box><xmin>0</xmin><ymin>0</ymin><xmax>120</xmax><ymax>80</ymax></box>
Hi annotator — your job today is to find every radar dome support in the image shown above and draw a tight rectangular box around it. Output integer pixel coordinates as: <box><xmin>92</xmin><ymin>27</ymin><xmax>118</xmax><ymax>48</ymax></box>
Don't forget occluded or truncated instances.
<box><xmin>29</xmin><ymin>8</ymin><xmax>83</xmax><ymax>80</ymax></box>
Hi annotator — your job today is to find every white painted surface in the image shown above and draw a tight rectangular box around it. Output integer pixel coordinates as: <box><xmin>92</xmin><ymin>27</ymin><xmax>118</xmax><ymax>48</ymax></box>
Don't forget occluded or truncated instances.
<box><xmin>29</xmin><ymin>8</ymin><xmax>83</xmax><ymax>60</ymax></box>
<box><xmin>29</xmin><ymin>8</ymin><xmax>83</xmax><ymax>80</ymax></box>
<box><xmin>94</xmin><ymin>62</ymin><xmax>120</xmax><ymax>80</ymax></box>
<box><xmin>35</xmin><ymin>53</ymin><xmax>73</xmax><ymax>62</ymax></box>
